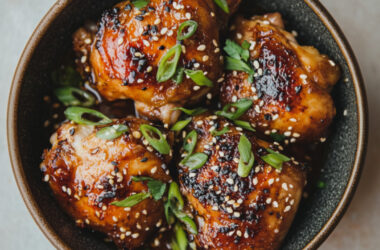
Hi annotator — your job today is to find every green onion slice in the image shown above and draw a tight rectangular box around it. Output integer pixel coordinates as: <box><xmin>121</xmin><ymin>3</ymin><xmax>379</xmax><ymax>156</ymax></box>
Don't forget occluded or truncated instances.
<box><xmin>111</xmin><ymin>192</ymin><xmax>150</xmax><ymax>207</ymax></box>
<box><xmin>211</xmin><ymin>126</ymin><xmax>229</xmax><ymax>136</ymax></box>
<box><xmin>177</xmin><ymin>20</ymin><xmax>198</xmax><ymax>41</ymax></box>
<box><xmin>55</xmin><ymin>87</ymin><xmax>95</xmax><ymax>107</ymax></box>
<box><xmin>183</xmin><ymin>152</ymin><xmax>208</xmax><ymax>170</ymax></box>
<box><xmin>234</xmin><ymin>120</ymin><xmax>256</xmax><ymax>132</ymax></box>
<box><xmin>173</xmin><ymin>222</ymin><xmax>188</xmax><ymax>250</ymax></box>
<box><xmin>215</xmin><ymin>99</ymin><xmax>253</xmax><ymax>120</ymax></box>
<box><xmin>225</xmin><ymin>56</ymin><xmax>254</xmax><ymax>74</ymax></box>
<box><xmin>178</xmin><ymin>215</ymin><xmax>198</xmax><ymax>235</ymax></box>
<box><xmin>261</xmin><ymin>149</ymin><xmax>290</xmax><ymax>170</ymax></box>
<box><xmin>140</xmin><ymin>124</ymin><xmax>171</xmax><ymax>155</ymax></box>
<box><xmin>238</xmin><ymin>134</ymin><xmax>255</xmax><ymax>177</ymax></box>
<box><xmin>213</xmin><ymin>0</ymin><xmax>229</xmax><ymax>13</ymax></box>
<box><xmin>132</xmin><ymin>176</ymin><xmax>167</xmax><ymax>200</ymax></box>
<box><xmin>165</xmin><ymin>200</ymin><xmax>176</xmax><ymax>225</ymax></box>
<box><xmin>171</xmin><ymin>118</ymin><xmax>192</xmax><ymax>132</ymax></box>
<box><xmin>168</xmin><ymin>182</ymin><xmax>184</xmax><ymax>210</ymax></box>
<box><xmin>132</xmin><ymin>0</ymin><xmax>149</xmax><ymax>9</ymax></box>
<box><xmin>157</xmin><ymin>44</ymin><xmax>182</xmax><ymax>82</ymax></box>
<box><xmin>184</xmin><ymin>69</ymin><xmax>213</xmax><ymax>87</ymax></box>
<box><xmin>175</xmin><ymin>107</ymin><xmax>207</xmax><ymax>116</ymax></box>
<box><xmin>173</xmin><ymin>67</ymin><xmax>185</xmax><ymax>84</ymax></box>
<box><xmin>64</xmin><ymin>107</ymin><xmax>112</xmax><ymax>125</ymax></box>
<box><xmin>183</xmin><ymin>130</ymin><xmax>198</xmax><ymax>155</ymax></box>
<box><xmin>96</xmin><ymin>124</ymin><xmax>128</xmax><ymax>140</ymax></box>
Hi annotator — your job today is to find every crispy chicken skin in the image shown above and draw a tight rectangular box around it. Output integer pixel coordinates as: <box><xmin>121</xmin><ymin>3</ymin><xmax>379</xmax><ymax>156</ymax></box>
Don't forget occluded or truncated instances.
<box><xmin>220</xmin><ymin>13</ymin><xmax>340</xmax><ymax>142</ymax></box>
<box><xmin>178</xmin><ymin>115</ymin><xmax>306</xmax><ymax>249</ymax></box>
<box><xmin>73</xmin><ymin>0</ymin><xmax>241</xmax><ymax>125</ymax></box>
<box><xmin>40</xmin><ymin>117</ymin><xmax>173</xmax><ymax>249</ymax></box>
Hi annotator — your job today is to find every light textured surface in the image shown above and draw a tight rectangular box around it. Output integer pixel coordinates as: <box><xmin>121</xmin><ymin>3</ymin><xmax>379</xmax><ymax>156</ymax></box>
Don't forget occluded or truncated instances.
<box><xmin>0</xmin><ymin>0</ymin><xmax>378</xmax><ymax>249</ymax></box>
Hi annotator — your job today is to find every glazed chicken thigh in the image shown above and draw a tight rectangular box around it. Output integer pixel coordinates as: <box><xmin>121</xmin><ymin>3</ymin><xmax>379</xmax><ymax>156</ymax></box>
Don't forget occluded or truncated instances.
<box><xmin>178</xmin><ymin>114</ymin><xmax>306</xmax><ymax>249</ymax></box>
<box><xmin>74</xmin><ymin>0</ymin><xmax>241</xmax><ymax>125</ymax></box>
<box><xmin>40</xmin><ymin>117</ymin><xmax>173</xmax><ymax>249</ymax></box>
<box><xmin>220</xmin><ymin>13</ymin><xmax>340</xmax><ymax>142</ymax></box>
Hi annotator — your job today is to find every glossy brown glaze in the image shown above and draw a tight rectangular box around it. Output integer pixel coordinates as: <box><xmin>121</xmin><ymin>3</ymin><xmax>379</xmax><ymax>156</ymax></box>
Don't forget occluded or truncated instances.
<box><xmin>178</xmin><ymin>115</ymin><xmax>306</xmax><ymax>249</ymax></box>
<box><xmin>220</xmin><ymin>13</ymin><xmax>340</xmax><ymax>142</ymax></box>
<box><xmin>73</xmin><ymin>0</ymin><xmax>242</xmax><ymax>125</ymax></box>
<box><xmin>40</xmin><ymin>117</ymin><xmax>173</xmax><ymax>249</ymax></box>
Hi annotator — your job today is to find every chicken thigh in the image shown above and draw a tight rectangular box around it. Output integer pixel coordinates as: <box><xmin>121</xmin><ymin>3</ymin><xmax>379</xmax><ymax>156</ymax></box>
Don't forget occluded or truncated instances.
<box><xmin>220</xmin><ymin>13</ymin><xmax>340</xmax><ymax>143</ymax></box>
<box><xmin>74</xmin><ymin>0</ymin><xmax>241</xmax><ymax>125</ymax></box>
<box><xmin>178</xmin><ymin>114</ymin><xmax>306</xmax><ymax>249</ymax></box>
<box><xmin>40</xmin><ymin>117</ymin><xmax>173</xmax><ymax>249</ymax></box>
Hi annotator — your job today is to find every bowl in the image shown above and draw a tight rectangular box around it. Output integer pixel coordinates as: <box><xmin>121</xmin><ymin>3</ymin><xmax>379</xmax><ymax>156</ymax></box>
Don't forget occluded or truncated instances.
<box><xmin>7</xmin><ymin>0</ymin><xmax>368</xmax><ymax>249</ymax></box>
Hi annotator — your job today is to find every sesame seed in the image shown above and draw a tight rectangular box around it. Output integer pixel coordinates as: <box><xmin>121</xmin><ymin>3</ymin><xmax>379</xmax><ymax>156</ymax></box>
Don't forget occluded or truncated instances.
<box><xmin>233</xmin><ymin>212</ymin><xmax>241</xmax><ymax>218</ymax></box>
<box><xmin>154</xmin><ymin>19</ymin><xmax>160</xmax><ymax>25</ymax></box>
<box><xmin>266</xmin><ymin>198</ymin><xmax>272</xmax><ymax>204</ymax></box>
<box><xmin>143</xmin><ymin>39</ymin><xmax>150</xmax><ymax>46</ymax></box>
<box><xmin>226</xmin><ymin>207</ymin><xmax>233</xmax><ymax>213</ymax></box>
<box><xmin>133</xmin><ymin>131</ymin><xmax>141</xmax><ymax>139</ymax></box>
<box><xmin>80</xmin><ymin>56</ymin><xmax>87</xmax><ymax>63</ymax></box>
<box><xmin>253</xmin><ymin>60</ymin><xmax>260</xmax><ymax>69</ymax></box>
<box><xmin>197</xmin><ymin>44</ymin><xmax>206</xmax><ymax>51</ymax></box>
<box><xmin>320</xmin><ymin>137</ymin><xmax>327</xmax><ymax>143</ymax></box>
<box><xmin>160</xmin><ymin>27</ymin><xmax>168</xmax><ymax>35</ymax></box>
<box><xmin>185</xmin><ymin>12</ymin><xmax>191</xmax><ymax>19</ymax></box>
<box><xmin>151</xmin><ymin>167</ymin><xmax>157</xmax><ymax>174</ymax></box>
<box><xmin>167</xmin><ymin>30</ymin><xmax>173</xmax><ymax>36</ymax></box>
<box><xmin>253</xmin><ymin>177</ymin><xmax>258</xmax><ymax>185</ymax></box>
<box><xmin>84</xmin><ymin>38</ymin><xmax>92</xmax><ymax>44</ymax></box>
<box><xmin>284</xmin><ymin>131</ymin><xmax>292</xmax><ymax>137</ymax></box>
<box><xmin>236</xmin><ymin>33</ymin><xmax>242</xmax><ymax>39</ymax></box>
<box><xmin>207</xmin><ymin>93</ymin><xmax>212</xmax><ymax>100</ymax></box>
<box><xmin>293</xmin><ymin>132</ymin><xmax>301</xmax><ymax>138</ymax></box>
<box><xmin>268</xmin><ymin>178</ymin><xmax>274</xmax><ymax>185</ymax></box>
<box><xmin>132</xmin><ymin>233</ymin><xmax>139</xmax><ymax>238</ymax></box>
<box><xmin>329</xmin><ymin>60</ymin><xmax>336</xmax><ymax>66</ymax></box>
<box><xmin>202</xmin><ymin>55</ymin><xmax>209</xmax><ymax>62</ymax></box>
<box><xmin>118</xmin><ymin>38</ymin><xmax>124</xmax><ymax>45</ymax></box>
<box><xmin>343</xmin><ymin>109</ymin><xmax>348</xmax><ymax>116</ymax></box>
<box><xmin>282</xmin><ymin>183</ymin><xmax>288</xmax><ymax>191</ymax></box>
<box><xmin>284</xmin><ymin>206</ymin><xmax>291</xmax><ymax>212</ymax></box>
<box><xmin>272</xmin><ymin>201</ymin><xmax>279</xmax><ymax>208</ymax></box>
<box><xmin>210</xmin><ymin>12</ymin><xmax>215</xmax><ymax>17</ymax></box>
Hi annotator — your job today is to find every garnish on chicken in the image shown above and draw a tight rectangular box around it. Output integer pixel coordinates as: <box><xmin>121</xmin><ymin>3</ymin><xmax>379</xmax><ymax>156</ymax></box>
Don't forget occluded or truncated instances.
<box><xmin>220</xmin><ymin>13</ymin><xmax>340</xmax><ymax>143</ymax></box>
<box><xmin>40</xmin><ymin>112</ymin><xmax>173</xmax><ymax>249</ymax></box>
<box><xmin>178</xmin><ymin>114</ymin><xmax>306</xmax><ymax>249</ymax></box>
<box><xmin>73</xmin><ymin>0</ymin><xmax>242</xmax><ymax>125</ymax></box>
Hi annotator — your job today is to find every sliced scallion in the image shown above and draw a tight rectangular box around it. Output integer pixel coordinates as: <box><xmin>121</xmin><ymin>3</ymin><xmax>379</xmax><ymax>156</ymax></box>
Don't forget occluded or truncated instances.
<box><xmin>237</xmin><ymin>134</ymin><xmax>255</xmax><ymax>177</ymax></box>
<box><xmin>234</xmin><ymin>120</ymin><xmax>256</xmax><ymax>132</ymax></box>
<box><xmin>173</xmin><ymin>67</ymin><xmax>185</xmax><ymax>84</ymax></box>
<box><xmin>171</xmin><ymin>118</ymin><xmax>192</xmax><ymax>132</ymax></box>
<box><xmin>157</xmin><ymin>44</ymin><xmax>182</xmax><ymax>82</ymax></box>
<box><xmin>96</xmin><ymin>124</ymin><xmax>128</xmax><ymax>140</ymax></box>
<box><xmin>211</xmin><ymin>126</ymin><xmax>229</xmax><ymax>136</ymax></box>
<box><xmin>168</xmin><ymin>182</ymin><xmax>184</xmax><ymax>210</ymax></box>
<box><xmin>172</xmin><ymin>222</ymin><xmax>188</xmax><ymax>250</ymax></box>
<box><xmin>184</xmin><ymin>69</ymin><xmax>213</xmax><ymax>87</ymax></box>
<box><xmin>55</xmin><ymin>87</ymin><xmax>95</xmax><ymax>107</ymax></box>
<box><xmin>64</xmin><ymin>107</ymin><xmax>112</xmax><ymax>125</ymax></box>
<box><xmin>132</xmin><ymin>0</ymin><xmax>149</xmax><ymax>9</ymax></box>
<box><xmin>183</xmin><ymin>152</ymin><xmax>208</xmax><ymax>170</ymax></box>
<box><xmin>177</xmin><ymin>20</ymin><xmax>198</xmax><ymax>41</ymax></box>
<box><xmin>111</xmin><ymin>192</ymin><xmax>150</xmax><ymax>207</ymax></box>
<box><xmin>215</xmin><ymin>98</ymin><xmax>253</xmax><ymax>120</ymax></box>
<box><xmin>140</xmin><ymin>124</ymin><xmax>171</xmax><ymax>154</ymax></box>
<box><xmin>175</xmin><ymin>107</ymin><xmax>207</xmax><ymax>116</ymax></box>
<box><xmin>261</xmin><ymin>149</ymin><xmax>290</xmax><ymax>170</ymax></box>
<box><xmin>213</xmin><ymin>0</ymin><xmax>229</xmax><ymax>13</ymax></box>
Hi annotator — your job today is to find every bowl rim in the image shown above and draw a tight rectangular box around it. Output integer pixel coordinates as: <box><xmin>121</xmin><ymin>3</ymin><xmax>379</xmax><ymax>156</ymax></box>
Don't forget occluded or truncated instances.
<box><xmin>7</xmin><ymin>0</ymin><xmax>368</xmax><ymax>249</ymax></box>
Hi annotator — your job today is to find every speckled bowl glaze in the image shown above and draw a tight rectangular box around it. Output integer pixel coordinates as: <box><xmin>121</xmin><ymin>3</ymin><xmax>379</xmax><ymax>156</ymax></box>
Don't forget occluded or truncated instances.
<box><xmin>7</xmin><ymin>0</ymin><xmax>368</xmax><ymax>249</ymax></box>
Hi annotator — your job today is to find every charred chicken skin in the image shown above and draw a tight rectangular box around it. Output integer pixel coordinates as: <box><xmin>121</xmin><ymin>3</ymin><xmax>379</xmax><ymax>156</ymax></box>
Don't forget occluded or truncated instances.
<box><xmin>220</xmin><ymin>13</ymin><xmax>340</xmax><ymax>143</ymax></box>
<box><xmin>40</xmin><ymin>117</ymin><xmax>173</xmax><ymax>249</ymax></box>
<box><xmin>73</xmin><ymin>0</ymin><xmax>241</xmax><ymax>125</ymax></box>
<box><xmin>178</xmin><ymin>114</ymin><xmax>306</xmax><ymax>249</ymax></box>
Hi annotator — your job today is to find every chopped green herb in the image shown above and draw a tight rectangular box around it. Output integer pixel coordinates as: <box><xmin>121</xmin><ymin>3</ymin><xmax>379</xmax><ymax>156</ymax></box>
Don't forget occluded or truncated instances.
<box><xmin>96</xmin><ymin>124</ymin><xmax>128</xmax><ymax>140</ymax></box>
<box><xmin>55</xmin><ymin>87</ymin><xmax>95</xmax><ymax>107</ymax></box>
<box><xmin>172</xmin><ymin>222</ymin><xmax>188</xmax><ymax>250</ymax></box>
<box><xmin>224</xmin><ymin>39</ymin><xmax>250</xmax><ymax>61</ymax></box>
<box><xmin>131</xmin><ymin>176</ymin><xmax>167</xmax><ymax>200</ymax></box>
<box><xmin>215</xmin><ymin>98</ymin><xmax>253</xmax><ymax>120</ymax></box>
<box><xmin>184</xmin><ymin>69</ymin><xmax>213</xmax><ymax>87</ymax></box>
<box><xmin>157</xmin><ymin>44</ymin><xmax>182</xmax><ymax>82</ymax></box>
<box><xmin>211</xmin><ymin>126</ymin><xmax>230</xmax><ymax>136</ymax></box>
<box><xmin>182</xmin><ymin>152</ymin><xmax>208</xmax><ymax>170</ymax></box>
<box><xmin>180</xmin><ymin>130</ymin><xmax>198</xmax><ymax>165</ymax></box>
<box><xmin>223</xmin><ymin>39</ymin><xmax>254</xmax><ymax>76</ymax></box>
<box><xmin>213</xmin><ymin>0</ymin><xmax>229</xmax><ymax>13</ymax></box>
<box><xmin>111</xmin><ymin>192</ymin><xmax>150</xmax><ymax>207</ymax></box>
<box><xmin>171</xmin><ymin>118</ymin><xmax>192</xmax><ymax>132</ymax></box>
<box><xmin>140</xmin><ymin>124</ymin><xmax>170</xmax><ymax>154</ymax></box>
<box><xmin>132</xmin><ymin>0</ymin><xmax>149</xmax><ymax>9</ymax></box>
<box><xmin>175</xmin><ymin>107</ymin><xmax>207</xmax><ymax>116</ymax></box>
<box><xmin>261</xmin><ymin>149</ymin><xmax>290</xmax><ymax>170</ymax></box>
<box><xmin>234</xmin><ymin>120</ymin><xmax>256</xmax><ymax>132</ymax></box>
<box><xmin>64</xmin><ymin>107</ymin><xmax>112</xmax><ymax>125</ymax></box>
<box><xmin>177</xmin><ymin>20</ymin><xmax>198</xmax><ymax>41</ymax></box>
<box><xmin>173</xmin><ymin>67</ymin><xmax>185</xmax><ymax>84</ymax></box>
<box><xmin>237</xmin><ymin>134</ymin><xmax>255</xmax><ymax>177</ymax></box>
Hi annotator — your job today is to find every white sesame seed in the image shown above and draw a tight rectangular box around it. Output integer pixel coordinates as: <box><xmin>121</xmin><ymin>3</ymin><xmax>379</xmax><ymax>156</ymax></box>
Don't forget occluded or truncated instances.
<box><xmin>236</xmin><ymin>230</ymin><xmax>242</xmax><ymax>237</ymax></box>
<box><xmin>232</xmin><ymin>95</ymin><xmax>237</xmax><ymax>102</ymax></box>
<box><xmin>236</xmin><ymin>33</ymin><xmax>243</xmax><ymax>39</ymax></box>
<box><xmin>249</xmin><ymin>41</ymin><xmax>256</xmax><ymax>51</ymax></box>
<box><xmin>154</xmin><ymin>19</ymin><xmax>161</xmax><ymax>25</ymax></box>
<box><xmin>80</xmin><ymin>56</ymin><xmax>87</xmax><ymax>64</ymax></box>
<box><xmin>282</xmin><ymin>183</ymin><xmax>288</xmax><ymax>191</ymax></box>
<box><xmin>268</xmin><ymin>178</ymin><xmax>274</xmax><ymax>185</ymax></box>
<box><xmin>329</xmin><ymin>60</ymin><xmax>336</xmax><ymax>66</ymax></box>
<box><xmin>343</xmin><ymin>109</ymin><xmax>348</xmax><ymax>116</ymax></box>
<box><xmin>284</xmin><ymin>206</ymin><xmax>291</xmax><ymax>212</ymax></box>
<box><xmin>263</xmin><ymin>20</ymin><xmax>270</xmax><ymax>25</ymax></box>
<box><xmin>132</xmin><ymin>233</ymin><xmax>139</xmax><ymax>239</ymax></box>
<box><xmin>253</xmin><ymin>177</ymin><xmax>258</xmax><ymax>185</ymax></box>
<box><xmin>253</xmin><ymin>60</ymin><xmax>260</xmax><ymax>69</ymax></box>
<box><xmin>320</xmin><ymin>137</ymin><xmax>327</xmax><ymax>143</ymax></box>
<box><xmin>202</xmin><ymin>55</ymin><xmax>209</xmax><ymax>62</ymax></box>
<box><xmin>167</xmin><ymin>30</ymin><xmax>174</xmax><ymax>36</ymax></box>
<box><xmin>151</xmin><ymin>167</ymin><xmax>157</xmax><ymax>174</ymax></box>
<box><xmin>293</xmin><ymin>132</ymin><xmax>301</xmax><ymax>138</ymax></box>
<box><xmin>185</xmin><ymin>12</ymin><xmax>191</xmax><ymax>19</ymax></box>
<box><xmin>272</xmin><ymin>201</ymin><xmax>279</xmax><ymax>208</ymax></box>
<box><xmin>210</xmin><ymin>12</ymin><xmax>215</xmax><ymax>17</ymax></box>
<box><xmin>197</xmin><ymin>44</ymin><xmax>206</xmax><ymax>51</ymax></box>
<box><xmin>284</xmin><ymin>131</ymin><xmax>292</xmax><ymax>137</ymax></box>
<box><xmin>207</xmin><ymin>93</ymin><xmax>212</xmax><ymax>100</ymax></box>
<box><xmin>226</xmin><ymin>207</ymin><xmax>233</xmax><ymax>213</ymax></box>
<box><xmin>160</xmin><ymin>27</ymin><xmax>168</xmax><ymax>35</ymax></box>
<box><xmin>84</xmin><ymin>38</ymin><xmax>92</xmax><ymax>44</ymax></box>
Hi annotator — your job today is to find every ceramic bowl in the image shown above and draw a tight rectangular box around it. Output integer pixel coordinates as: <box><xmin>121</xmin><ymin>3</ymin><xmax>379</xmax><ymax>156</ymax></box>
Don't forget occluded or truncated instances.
<box><xmin>7</xmin><ymin>0</ymin><xmax>368</xmax><ymax>249</ymax></box>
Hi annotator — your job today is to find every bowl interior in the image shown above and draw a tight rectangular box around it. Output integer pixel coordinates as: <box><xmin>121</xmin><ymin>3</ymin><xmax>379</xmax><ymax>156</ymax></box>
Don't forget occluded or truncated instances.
<box><xmin>11</xmin><ymin>0</ymin><xmax>361</xmax><ymax>249</ymax></box>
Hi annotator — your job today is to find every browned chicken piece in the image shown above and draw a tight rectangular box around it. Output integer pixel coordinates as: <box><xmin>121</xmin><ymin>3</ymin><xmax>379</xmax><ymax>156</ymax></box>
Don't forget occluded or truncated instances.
<box><xmin>220</xmin><ymin>13</ymin><xmax>340</xmax><ymax>143</ymax></box>
<box><xmin>40</xmin><ymin>117</ymin><xmax>173</xmax><ymax>249</ymax></box>
<box><xmin>73</xmin><ymin>0</ymin><xmax>241</xmax><ymax>125</ymax></box>
<box><xmin>178</xmin><ymin>114</ymin><xmax>306</xmax><ymax>249</ymax></box>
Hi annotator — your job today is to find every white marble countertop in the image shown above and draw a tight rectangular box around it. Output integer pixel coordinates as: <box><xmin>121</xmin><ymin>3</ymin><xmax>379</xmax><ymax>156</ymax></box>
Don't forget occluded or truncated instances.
<box><xmin>0</xmin><ymin>0</ymin><xmax>378</xmax><ymax>249</ymax></box>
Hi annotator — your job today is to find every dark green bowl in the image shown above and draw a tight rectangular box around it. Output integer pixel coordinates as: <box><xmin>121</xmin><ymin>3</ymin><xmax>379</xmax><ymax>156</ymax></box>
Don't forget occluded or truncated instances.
<box><xmin>7</xmin><ymin>0</ymin><xmax>368</xmax><ymax>249</ymax></box>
